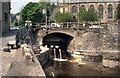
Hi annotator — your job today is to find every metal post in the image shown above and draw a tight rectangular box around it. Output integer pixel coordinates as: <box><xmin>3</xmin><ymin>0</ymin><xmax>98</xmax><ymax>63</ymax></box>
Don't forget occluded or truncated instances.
<box><xmin>69</xmin><ymin>0</ymin><xmax>70</xmax><ymax>13</ymax></box>
<box><xmin>67</xmin><ymin>21</ymin><xmax>69</xmax><ymax>28</ymax></box>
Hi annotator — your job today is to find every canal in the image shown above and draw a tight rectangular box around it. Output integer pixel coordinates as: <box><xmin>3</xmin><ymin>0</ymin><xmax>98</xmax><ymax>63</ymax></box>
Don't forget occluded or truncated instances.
<box><xmin>36</xmin><ymin>51</ymin><xmax>119</xmax><ymax>78</ymax></box>
<box><xmin>36</xmin><ymin>32</ymin><xmax>119</xmax><ymax>78</ymax></box>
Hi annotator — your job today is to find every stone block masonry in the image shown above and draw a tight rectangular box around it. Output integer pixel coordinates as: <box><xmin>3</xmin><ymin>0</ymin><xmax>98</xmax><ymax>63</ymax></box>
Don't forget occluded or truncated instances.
<box><xmin>102</xmin><ymin>21</ymin><xmax>120</xmax><ymax>68</ymax></box>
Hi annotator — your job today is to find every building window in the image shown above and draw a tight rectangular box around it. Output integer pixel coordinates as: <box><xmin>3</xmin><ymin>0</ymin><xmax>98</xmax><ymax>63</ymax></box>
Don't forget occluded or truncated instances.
<box><xmin>81</xmin><ymin>5</ymin><xmax>86</xmax><ymax>11</ymax></box>
<box><xmin>108</xmin><ymin>4</ymin><xmax>113</xmax><ymax>19</ymax></box>
<box><xmin>4</xmin><ymin>12</ymin><xmax>8</xmax><ymax>22</ymax></box>
<box><xmin>90</xmin><ymin>5</ymin><xmax>94</xmax><ymax>12</ymax></box>
<box><xmin>72</xmin><ymin>5</ymin><xmax>77</xmax><ymax>13</ymax></box>
<box><xmin>63</xmin><ymin>8</ymin><xmax>65</xmax><ymax>13</ymax></box>
<box><xmin>99</xmin><ymin>4</ymin><xmax>104</xmax><ymax>19</ymax></box>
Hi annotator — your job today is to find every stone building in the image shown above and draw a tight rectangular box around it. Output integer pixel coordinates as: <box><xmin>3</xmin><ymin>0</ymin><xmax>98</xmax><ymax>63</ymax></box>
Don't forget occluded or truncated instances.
<box><xmin>0</xmin><ymin>0</ymin><xmax>11</xmax><ymax>34</ymax></box>
<box><xmin>57</xmin><ymin>0</ymin><xmax>120</xmax><ymax>22</ymax></box>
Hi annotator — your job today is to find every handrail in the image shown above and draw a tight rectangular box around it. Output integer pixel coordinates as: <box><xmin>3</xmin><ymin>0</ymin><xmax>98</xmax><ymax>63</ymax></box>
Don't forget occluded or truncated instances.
<box><xmin>28</xmin><ymin>22</ymin><xmax>108</xmax><ymax>29</ymax></box>
<box><xmin>32</xmin><ymin>22</ymin><xmax>108</xmax><ymax>24</ymax></box>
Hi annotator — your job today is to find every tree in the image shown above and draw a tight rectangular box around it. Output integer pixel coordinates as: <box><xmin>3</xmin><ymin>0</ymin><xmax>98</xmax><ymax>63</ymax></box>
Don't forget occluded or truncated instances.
<box><xmin>21</xmin><ymin>2</ymin><xmax>43</xmax><ymax>23</ymax></box>
<box><xmin>77</xmin><ymin>10</ymin><xmax>98</xmax><ymax>22</ymax></box>
<box><xmin>11</xmin><ymin>12</ymin><xmax>23</xmax><ymax>27</ymax></box>
<box><xmin>18</xmin><ymin>18</ymin><xmax>24</xmax><ymax>27</ymax></box>
<box><xmin>14</xmin><ymin>19</ymin><xmax>18</xmax><ymax>26</ymax></box>
<box><xmin>55</xmin><ymin>12</ymin><xmax>74</xmax><ymax>22</ymax></box>
<box><xmin>10</xmin><ymin>13</ymin><xmax>16</xmax><ymax>20</ymax></box>
<box><xmin>20</xmin><ymin>2</ymin><xmax>56</xmax><ymax>25</ymax></box>
<box><xmin>117</xmin><ymin>4</ymin><xmax>120</xmax><ymax>20</ymax></box>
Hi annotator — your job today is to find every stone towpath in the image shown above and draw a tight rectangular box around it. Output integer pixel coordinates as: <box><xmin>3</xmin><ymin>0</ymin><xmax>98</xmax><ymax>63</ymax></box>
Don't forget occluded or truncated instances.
<box><xmin>1</xmin><ymin>30</ymin><xmax>46</xmax><ymax>77</ymax></box>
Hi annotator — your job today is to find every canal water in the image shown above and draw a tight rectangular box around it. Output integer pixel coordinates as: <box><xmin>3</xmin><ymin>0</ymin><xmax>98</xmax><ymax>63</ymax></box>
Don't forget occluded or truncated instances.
<box><xmin>36</xmin><ymin>51</ymin><xmax>119</xmax><ymax>78</ymax></box>
<box><xmin>44</xmin><ymin>61</ymin><xmax>118</xmax><ymax>77</ymax></box>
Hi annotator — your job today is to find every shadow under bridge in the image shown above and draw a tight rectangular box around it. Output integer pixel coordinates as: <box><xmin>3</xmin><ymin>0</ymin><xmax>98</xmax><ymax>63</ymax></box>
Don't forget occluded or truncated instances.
<box><xmin>43</xmin><ymin>32</ymin><xmax>74</xmax><ymax>53</ymax></box>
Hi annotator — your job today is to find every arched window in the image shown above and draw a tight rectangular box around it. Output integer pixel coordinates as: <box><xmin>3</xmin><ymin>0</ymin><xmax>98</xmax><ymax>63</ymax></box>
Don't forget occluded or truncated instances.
<box><xmin>99</xmin><ymin>4</ymin><xmax>104</xmax><ymax>19</ymax></box>
<box><xmin>90</xmin><ymin>5</ymin><xmax>94</xmax><ymax>12</ymax></box>
<box><xmin>108</xmin><ymin>4</ymin><xmax>113</xmax><ymax>19</ymax></box>
<box><xmin>81</xmin><ymin>5</ymin><xmax>86</xmax><ymax>11</ymax></box>
<box><xmin>72</xmin><ymin>5</ymin><xmax>77</xmax><ymax>13</ymax></box>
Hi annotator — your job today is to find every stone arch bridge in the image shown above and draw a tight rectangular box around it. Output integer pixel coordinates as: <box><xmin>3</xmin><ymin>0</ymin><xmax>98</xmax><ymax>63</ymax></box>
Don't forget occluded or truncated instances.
<box><xmin>37</xmin><ymin>28</ymin><xmax>76</xmax><ymax>51</ymax></box>
<box><xmin>17</xmin><ymin>21</ymin><xmax>119</xmax><ymax>66</ymax></box>
<box><xmin>35</xmin><ymin>28</ymin><xmax>104</xmax><ymax>53</ymax></box>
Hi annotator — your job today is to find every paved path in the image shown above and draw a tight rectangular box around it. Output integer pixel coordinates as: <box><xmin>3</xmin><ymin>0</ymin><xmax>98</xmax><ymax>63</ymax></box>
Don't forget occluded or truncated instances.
<box><xmin>6</xmin><ymin>49</ymin><xmax>45</xmax><ymax>77</ymax></box>
<box><xmin>0</xmin><ymin>30</ymin><xmax>17</xmax><ymax>77</ymax></box>
<box><xmin>1</xmin><ymin>30</ymin><xmax>46</xmax><ymax>77</ymax></box>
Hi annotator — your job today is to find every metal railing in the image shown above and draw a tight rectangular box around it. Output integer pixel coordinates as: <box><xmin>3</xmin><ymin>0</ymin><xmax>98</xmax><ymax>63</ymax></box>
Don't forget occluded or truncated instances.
<box><xmin>30</xmin><ymin>22</ymin><xmax>108</xmax><ymax>29</ymax></box>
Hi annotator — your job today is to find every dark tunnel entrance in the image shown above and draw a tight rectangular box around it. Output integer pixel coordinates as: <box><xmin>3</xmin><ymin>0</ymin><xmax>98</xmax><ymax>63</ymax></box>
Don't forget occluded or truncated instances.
<box><xmin>42</xmin><ymin>33</ymin><xmax>74</xmax><ymax>59</ymax></box>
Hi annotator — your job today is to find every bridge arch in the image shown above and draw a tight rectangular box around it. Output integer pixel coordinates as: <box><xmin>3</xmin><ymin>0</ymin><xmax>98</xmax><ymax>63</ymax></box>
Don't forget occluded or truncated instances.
<box><xmin>42</xmin><ymin>32</ymin><xmax>74</xmax><ymax>51</ymax></box>
<box><xmin>44</xmin><ymin>31</ymin><xmax>74</xmax><ymax>37</ymax></box>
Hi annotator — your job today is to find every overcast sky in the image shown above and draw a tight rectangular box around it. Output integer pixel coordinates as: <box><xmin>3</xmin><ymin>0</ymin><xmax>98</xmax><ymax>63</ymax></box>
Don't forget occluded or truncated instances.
<box><xmin>11</xmin><ymin>0</ymin><xmax>57</xmax><ymax>14</ymax></box>
<box><xmin>11</xmin><ymin>0</ymin><xmax>41</xmax><ymax>14</ymax></box>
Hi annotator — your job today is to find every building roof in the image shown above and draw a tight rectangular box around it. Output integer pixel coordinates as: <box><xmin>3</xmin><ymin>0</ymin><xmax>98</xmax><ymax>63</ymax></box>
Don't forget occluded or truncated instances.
<box><xmin>63</xmin><ymin>0</ymin><xmax>120</xmax><ymax>3</ymax></box>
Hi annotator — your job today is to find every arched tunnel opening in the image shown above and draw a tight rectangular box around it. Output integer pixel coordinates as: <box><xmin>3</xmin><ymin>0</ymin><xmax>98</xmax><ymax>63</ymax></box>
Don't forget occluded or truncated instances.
<box><xmin>42</xmin><ymin>32</ymin><xmax>74</xmax><ymax>59</ymax></box>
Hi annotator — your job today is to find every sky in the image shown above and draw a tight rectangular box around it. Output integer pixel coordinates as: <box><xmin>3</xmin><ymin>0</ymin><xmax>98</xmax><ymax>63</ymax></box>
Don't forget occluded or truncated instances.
<box><xmin>11</xmin><ymin>0</ymin><xmax>56</xmax><ymax>14</ymax></box>
<box><xmin>11</xmin><ymin>0</ymin><xmax>40</xmax><ymax>14</ymax></box>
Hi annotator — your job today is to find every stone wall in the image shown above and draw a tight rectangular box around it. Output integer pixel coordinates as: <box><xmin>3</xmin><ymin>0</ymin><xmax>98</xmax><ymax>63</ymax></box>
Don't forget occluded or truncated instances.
<box><xmin>103</xmin><ymin>21</ymin><xmax>119</xmax><ymax>51</ymax></box>
<box><xmin>24</xmin><ymin>21</ymin><xmax>120</xmax><ymax>67</ymax></box>
<box><xmin>2</xmin><ymin>2</ymin><xmax>10</xmax><ymax>34</ymax></box>
<box><xmin>37</xmin><ymin>28</ymin><xmax>104</xmax><ymax>54</ymax></box>
<box><xmin>17</xmin><ymin>27</ymin><xmax>28</xmax><ymax>41</ymax></box>
<box><xmin>36</xmin><ymin>22</ymin><xmax>119</xmax><ymax>60</ymax></box>
<box><xmin>67</xmin><ymin>28</ymin><xmax>104</xmax><ymax>54</ymax></box>
<box><xmin>102</xmin><ymin>21</ymin><xmax>120</xmax><ymax>60</ymax></box>
<box><xmin>102</xmin><ymin>21</ymin><xmax>120</xmax><ymax>68</ymax></box>
<box><xmin>118</xmin><ymin>20</ymin><xmax>120</xmax><ymax>50</ymax></box>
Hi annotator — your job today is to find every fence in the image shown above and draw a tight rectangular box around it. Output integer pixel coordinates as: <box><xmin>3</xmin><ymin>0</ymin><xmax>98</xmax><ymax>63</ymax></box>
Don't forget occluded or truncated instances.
<box><xmin>31</xmin><ymin>22</ymin><xmax>108</xmax><ymax>29</ymax></box>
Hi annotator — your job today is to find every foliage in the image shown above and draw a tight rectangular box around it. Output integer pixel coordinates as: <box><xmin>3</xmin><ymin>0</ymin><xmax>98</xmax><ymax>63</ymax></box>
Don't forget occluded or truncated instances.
<box><xmin>55</xmin><ymin>12</ymin><xmax>74</xmax><ymax>22</ymax></box>
<box><xmin>38</xmin><ymin>2</ymin><xmax>55</xmax><ymax>15</ymax></box>
<box><xmin>20</xmin><ymin>2</ymin><xmax>42</xmax><ymax>23</ymax></box>
<box><xmin>10</xmin><ymin>13</ymin><xmax>16</xmax><ymax>20</ymax></box>
<box><xmin>20</xmin><ymin>2</ymin><xmax>56</xmax><ymax>25</ymax></box>
<box><xmin>15</xmin><ymin>12</ymin><xmax>20</xmax><ymax>16</ymax></box>
<box><xmin>77</xmin><ymin>10</ymin><xmax>98</xmax><ymax>22</ymax></box>
<box><xmin>10</xmin><ymin>12</ymin><xmax>20</xmax><ymax>19</ymax></box>
<box><xmin>14</xmin><ymin>19</ymin><xmax>18</xmax><ymax>26</ymax></box>
<box><xmin>18</xmin><ymin>18</ymin><xmax>25</xmax><ymax>27</ymax></box>
<box><xmin>11</xmin><ymin>12</ymin><xmax>22</xmax><ymax>27</ymax></box>
<box><xmin>117</xmin><ymin>4</ymin><xmax>120</xmax><ymax>20</ymax></box>
<box><xmin>10</xmin><ymin>12</ymin><xmax>21</xmax><ymax>27</ymax></box>
<box><xmin>49</xmin><ymin>20</ymin><xmax>55</xmax><ymax>23</ymax></box>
